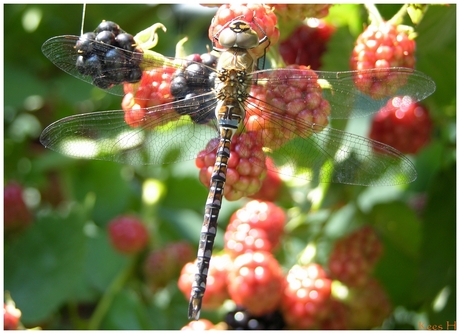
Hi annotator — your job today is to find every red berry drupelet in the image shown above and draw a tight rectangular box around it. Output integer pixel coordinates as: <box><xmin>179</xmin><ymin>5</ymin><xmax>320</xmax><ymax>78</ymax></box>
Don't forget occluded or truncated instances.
<box><xmin>227</xmin><ymin>251</ymin><xmax>285</xmax><ymax>316</ymax></box>
<box><xmin>178</xmin><ymin>253</ymin><xmax>232</xmax><ymax>310</ymax></box>
<box><xmin>369</xmin><ymin>95</ymin><xmax>432</xmax><ymax>154</ymax></box>
<box><xmin>281</xmin><ymin>263</ymin><xmax>333</xmax><ymax>329</ymax></box>
<box><xmin>4</xmin><ymin>182</ymin><xmax>33</xmax><ymax>233</ymax></box>
<box><xmin>350</xmin><ymin>20</ymin><xmax>416</xmax><ymax>99</ymax></box>
<box><xmin>209</xmin><ymin>3</ymin><xmax>279</xmax><ymax>60</ymax></box>
<box><xmin>328</xmin><ymin>225</ymin><xmax>383</xmax><ymax>287</ymax></box>
<box><xmin>196</xmin><ymin>132</ymin><xmax>267</xmax><ymax>201</ymax></box>
<box><xmin>107</xmin><ymin>215</ymin><xmax>149</xmax><ymax>254</ymax></box>
<box><xmin>279</xmin><ymin>19</ymin><xmax>336</xmax><ymax>70</ymax></box>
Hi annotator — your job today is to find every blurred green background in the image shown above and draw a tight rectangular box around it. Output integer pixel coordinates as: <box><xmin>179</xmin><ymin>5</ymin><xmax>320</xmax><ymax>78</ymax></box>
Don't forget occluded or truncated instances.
<box><xmin>4</xmin><ymin>4</ymin><xmax>456</xmax><ymax>330</ymax></box>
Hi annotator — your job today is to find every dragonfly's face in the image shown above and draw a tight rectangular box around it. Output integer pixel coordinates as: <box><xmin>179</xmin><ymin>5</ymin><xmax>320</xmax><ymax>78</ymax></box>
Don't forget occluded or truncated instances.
<box><xmin>217</xmin><ymin>20</ymin><xmax>260</xmax><ymax>50</ymax></box>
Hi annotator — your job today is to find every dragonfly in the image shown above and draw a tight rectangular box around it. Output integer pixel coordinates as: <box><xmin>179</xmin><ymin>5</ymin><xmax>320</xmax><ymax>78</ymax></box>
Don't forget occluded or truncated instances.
<box><xmin>40</xmin><ymin>15</ymin><xmax>435</xmax><ymax>320</ymax></box>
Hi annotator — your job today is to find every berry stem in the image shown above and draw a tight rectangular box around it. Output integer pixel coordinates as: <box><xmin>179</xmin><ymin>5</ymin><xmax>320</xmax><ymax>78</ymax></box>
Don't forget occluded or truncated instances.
<box><xmin>87</xmin><ymin>257</ymin><xmax>138</xmax><ymax>330</ymax></box>
<box><xmin>388</xmin><ymin>4</ymin><xmax>410</xmax><ymax>26</ymax></box>
<box><xmin>364</xmin><ymin>3</ymin><xmax>384</xmax><ymax>26</ymax></box>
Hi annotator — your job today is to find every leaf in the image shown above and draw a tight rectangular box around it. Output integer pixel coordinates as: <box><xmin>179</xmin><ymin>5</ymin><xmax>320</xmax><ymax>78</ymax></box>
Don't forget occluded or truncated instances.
<box><xmin>4</xmin><ymin>205</ymin><xmax>87</xmax><ymax>324</ymax></box>
<box><xmin>415</xmin><ymin>163</ymin><xmax>456</xmax><ymax>309</ymax></box>
<box><xmin>371</xmin><ymin>201</ymin><xmax>422</xmax><ymax>306</ymax></box>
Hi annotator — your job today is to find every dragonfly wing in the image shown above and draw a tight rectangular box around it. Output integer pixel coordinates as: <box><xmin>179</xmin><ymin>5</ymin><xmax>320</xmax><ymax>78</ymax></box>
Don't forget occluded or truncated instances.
<box><xmin>40</xmin><ymin>97</ymin><xmax>219</xmax><ymax>165</ymax></box>
<box><xmin>252</xmin><ymin>67</ymin><xmax>435</xmax><ymax>119</ymax></box>
<box><xmin>244</xmin><ymin>96</ymin><xmax>416</xmax><ymax>186</ymax></box>
<box><xmin>42</xmin><ymin>35</ymin><xmax>125</xmax><ymax>96</ymax></box>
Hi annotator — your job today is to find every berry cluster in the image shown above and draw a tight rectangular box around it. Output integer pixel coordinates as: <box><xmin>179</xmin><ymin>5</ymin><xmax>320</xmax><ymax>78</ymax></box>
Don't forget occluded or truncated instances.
<box><xmin>195</xmin><ymin>131</ymin><xmax>267</xmax><ymax>201</ymax></box>
<box><xmin>208</xmin><ymin>3</ymin><xmax>280</xmax><ymax>60</ymax></box>
<box><xmin>170</xmin><ymin>53</ymin><xmax>218</xmax><ymax>124</ymax></box>
<box><xmin>369</xmin><ymin>96</ymin><xmax>432</xmax><ymax>154</ymax></box>
<box><xmin>178</xmin><ymin>201</ymin><xmax>287</xmax><ymax>328</ymax></box>
<box><xmin>279</xmin><ymin>19</ymin><xmax>336</xmax><ymax>70</ymax></box>
<box><xmin>4</xmin><ymin>182</ymin><xmax>33</xmax><ymax>233</ymax></box>
<box><xmin>328</xmin><ymin>225</ymin><xmax>383</xmax><ymax>287</ymax></box>
<box><xmin>350</xmin><ymin>21</ymin><xmax>416</xmax><ymax>99</ymax></box>
<box><xmin>76</xmin><ymin>20</ymin><xmax>143</xmax><ymax>89</ymax></box>
<box><xmin>107</xmin><ymin>215</ymin><xmax>149</xmax><ymax>254</ymax></box>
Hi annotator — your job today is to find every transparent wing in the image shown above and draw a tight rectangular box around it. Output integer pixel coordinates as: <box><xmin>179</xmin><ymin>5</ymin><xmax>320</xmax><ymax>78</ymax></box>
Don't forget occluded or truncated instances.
<box><xmin>40</xmin><ymin>93</ymin><xmax>219</xmax><ymax>165</ymax></box>
<box><xmin>252</xmin><ymin>67</ymin><xmax>436</xmax><ymax>119</ymax></box>
<box><xmin>244</xmin><ymin>95</ymin><xmax>417</xmax><ymax>186</ymax></box>
<box><xmin>41</xmin><ymin>35</ymin><xmax>208</xmax><ymax>98</ymax></box>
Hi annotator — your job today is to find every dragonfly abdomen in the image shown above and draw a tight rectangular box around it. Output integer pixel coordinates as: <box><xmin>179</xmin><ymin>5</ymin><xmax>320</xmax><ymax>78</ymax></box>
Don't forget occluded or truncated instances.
<box><xmin>189</xmin><ymin>122</ymin><xmax>237</xmax><ymax>320</ymax></box>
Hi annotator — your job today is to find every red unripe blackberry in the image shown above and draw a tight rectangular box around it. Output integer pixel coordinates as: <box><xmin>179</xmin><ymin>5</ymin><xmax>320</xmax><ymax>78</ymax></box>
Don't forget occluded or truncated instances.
<box><xmin>144</xmin><ymin>241</ymin><xmax>194</xmax><ymax>291</ymax></box>
<box><xmin>196</xmin><ymin>132</ymin><xmax>267</xmax><ymax>201</ymax></box>
<box><xmin>350</xmin><ymin>21</ymin><xmax>416</xmax><ymax>99</ymax></box>
<box><xmin>246</xmin><ymin>65</ymin><xmax>330</xmax><ymax>149</ymax></box>
<box><xmin>279</xmin><ymin>19</ymin><xmax>336</xmax><ymax>70</ymax></box>
<box><xmin>369</xmin><ymin>95</ymin><xmax>432</xmax><ymax>154</ymax></box>
<box><xmin>4</xmin><ymin>182</ymin><xmax>33</xmax><ymax>233</ymax></box>
<box><xmin>3</xmin><ymin>302</ymin><xmax>21</xmax><ymax>330</ymax></box>
<box><xmin>227</xmin><ymin>200</ymin><xmax>286</xmax><ymax>251</ymax></box>
<box><xmin>107</xmin><ymin>215</ymin><xmax>149</xmax><ymax>254</ymax></box>
<box><xmin>227</xmin><ymin>251</ymin><xmax>284</xmax><ymax>316</ymax></box>
<box><xmin>122</xmin><ymin>66</ymin><xmax>177</xmax><ymax>128</ymax></box>
<box><xmin>209</xmin><ymin>3</ymin><xmax>279</xmax><ymax>60</ymax></box>
<box><xmin>328</xmin><ymin>225</ymin><xmax>383</xmax><ymax>287</ymax></box>
<box><xmin>281</xmin><ymin>263</ymin><xmax>333</xmax><ymax>329</ymax></box>
<box><xmin>178</xmin><ymin>253</ymin><xmax>231</xmax><ymax>310</ymax></box>
<box><xmin>224</xmin><ymin>223</ymin><xmax>273</xmax><ymax>257</ymax></box>
<box><xmin>318</xmin><ymin>299</ymin><xmax>349</xmax><ymax>330</ymax></box>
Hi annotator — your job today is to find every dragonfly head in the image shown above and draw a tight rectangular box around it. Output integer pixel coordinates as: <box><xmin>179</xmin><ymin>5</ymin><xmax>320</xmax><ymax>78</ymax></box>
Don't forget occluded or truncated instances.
<box><xmin>217</xmin><ymin>20</ymin><xmax>260</xmax><ymax>50</ymax></box>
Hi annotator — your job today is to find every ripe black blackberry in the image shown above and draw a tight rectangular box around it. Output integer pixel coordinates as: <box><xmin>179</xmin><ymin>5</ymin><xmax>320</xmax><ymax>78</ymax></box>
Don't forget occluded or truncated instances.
<box><xmin>170</xmin><ymin>52</ymin><xmax>218</xmax><ymax>124</ymax></box>
<box><xmin>225</xmin><ymin>306</ymin><xmax>285</xmax><ymax>330</ymax></box>
<box><xmin>75</xmin><ymin>20</ymin><xmax>143</xmax><ymax>89</ymax></box>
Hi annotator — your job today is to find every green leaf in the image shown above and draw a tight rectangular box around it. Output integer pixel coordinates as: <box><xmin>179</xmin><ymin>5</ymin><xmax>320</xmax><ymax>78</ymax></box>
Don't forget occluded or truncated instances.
<box><xmin>415</xmin><ymin>163</ymin><xmax>456</xmax><ymax>311</ymax></box>
<box><xmin>100</xmin><ymin>288</ymin><xmax>145</xmax><ymax>329</ymax></box>
<box><xmin>371</xmin><ymin>201</ymin><xmax>422</xmax><ymax>306</ymax></box>
<box><xmin>4</xmin><ymin>205</ymin><xmax>87</xmax><ymax>324</ymax></box>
